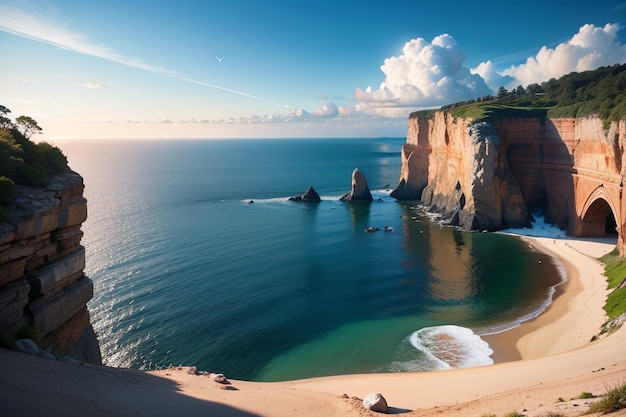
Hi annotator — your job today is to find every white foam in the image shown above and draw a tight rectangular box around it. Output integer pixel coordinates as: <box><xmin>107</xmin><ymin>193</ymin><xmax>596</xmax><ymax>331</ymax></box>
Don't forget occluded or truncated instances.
<box><xmin>400</xmin><ymin>325</ymin><xmax>494</xmax><ymax>371</ymax></box>
<box><xmin>242</xmin><ymin>189</ymin><xmax>395</xmax><ymax>204</ymax></box>
<box><xmin>499</xmin><ymin>213</ymin><xmax>566</xmax><ymax>238</ymax></box>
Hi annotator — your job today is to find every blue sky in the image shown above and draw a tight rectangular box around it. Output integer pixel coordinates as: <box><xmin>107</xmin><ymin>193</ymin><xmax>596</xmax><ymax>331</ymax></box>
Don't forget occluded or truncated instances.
<box><xmin>1</xmin><ymin>0</ymin><xmax>626</xmax><ymax>140</ymax></box>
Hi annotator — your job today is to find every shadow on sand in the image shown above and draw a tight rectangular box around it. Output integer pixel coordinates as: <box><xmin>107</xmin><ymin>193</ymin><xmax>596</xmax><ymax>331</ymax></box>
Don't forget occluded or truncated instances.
<box><xmin>0</xmin><ymin>348</ymin><xmax>260</xmax><ymax>417</ymax></box>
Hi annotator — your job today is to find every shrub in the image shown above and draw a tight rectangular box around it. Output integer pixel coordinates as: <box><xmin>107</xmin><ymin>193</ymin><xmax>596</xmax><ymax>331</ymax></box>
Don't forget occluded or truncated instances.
<box><xmin>600</xmin><ymin>248</ymin><xmax>626</xmax><ymax>320</ymax></box>
<box><xmin>586</xmin><ymin>382</ymin><xmax>626</xmax><ymax>414</ymax></box>
<box><xmin>0</xmin><ymin>176</ymin><xmax>16</xmax><ymax>205</ymax></box>
<box><xmin>503</xmin><ymin>412</ymin><xmax>525</xmax><ymax>417</ymax></box>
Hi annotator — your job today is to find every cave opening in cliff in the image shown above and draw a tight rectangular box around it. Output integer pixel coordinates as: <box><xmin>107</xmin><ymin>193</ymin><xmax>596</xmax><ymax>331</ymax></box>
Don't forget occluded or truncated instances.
<box><xmin>527</xmin><ymin>187</ymin><xmax>548</xmax><ymax>216</ymax></box>
<box><xmin>581</xmin><ymin>198</ymin><xmax>618</xmax><ymax>237</ymax></box>
<box><xmin>605</xmin><ymin>212</ymin><xmax>618</xmax><ymax>236</ymax></box>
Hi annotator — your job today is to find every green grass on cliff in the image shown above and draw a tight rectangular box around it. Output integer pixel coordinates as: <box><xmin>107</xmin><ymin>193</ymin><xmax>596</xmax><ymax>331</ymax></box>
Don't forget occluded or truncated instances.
<box><xmin>600</xmin><ymin>248</ymin><xmax>626</xmax><ymax>320</ymax></box>
<box><xmin>450</xmin><ymin>103</ymin><xmax>549</xmax><ymax>123</ymax></box>
<box><xmin>412</xmin><ymin>63</ymin><xmax>626</xmax><ymax>128</ymax></box>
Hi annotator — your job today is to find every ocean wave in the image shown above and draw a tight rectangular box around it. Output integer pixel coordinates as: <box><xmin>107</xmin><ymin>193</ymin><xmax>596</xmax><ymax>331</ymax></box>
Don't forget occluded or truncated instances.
<box><xmin>390</xmin><ymin>325</ymin><xmax>494</xmax><ymax>371</ymax></box>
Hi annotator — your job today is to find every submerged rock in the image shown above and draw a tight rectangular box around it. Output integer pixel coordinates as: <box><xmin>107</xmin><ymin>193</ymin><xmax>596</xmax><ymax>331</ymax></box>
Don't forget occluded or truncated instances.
<box><xmin>289</xmin><ymin>186</ymin><xmax>321</xmax><ymax>202</ymax></box>
<box><xmin>340</xmin><ymin>168</ymin><xmax>373</xmax><ymax>202</ymax></box>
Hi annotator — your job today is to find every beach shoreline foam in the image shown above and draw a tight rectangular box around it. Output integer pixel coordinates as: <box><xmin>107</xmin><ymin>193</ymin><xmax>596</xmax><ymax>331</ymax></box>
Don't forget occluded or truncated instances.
<box><xmin>1</xmin><ymin>234</ymin><xmax>625</xmax><ymax>417</ymax></box>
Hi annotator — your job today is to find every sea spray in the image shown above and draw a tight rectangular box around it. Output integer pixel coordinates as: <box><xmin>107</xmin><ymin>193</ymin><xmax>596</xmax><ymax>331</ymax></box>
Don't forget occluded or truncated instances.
<box><xmin>389</xmin><ymin>325</ymin><xmax>494</xmax><ymax>372</ymax></box>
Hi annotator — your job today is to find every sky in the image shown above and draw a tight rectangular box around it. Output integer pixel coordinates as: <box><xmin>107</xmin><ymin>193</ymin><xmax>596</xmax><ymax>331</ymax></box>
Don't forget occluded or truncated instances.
<box><xmin>1</xmin><ymin>0</ymin><xmax>626</xmax><ymax>140</ymax></box>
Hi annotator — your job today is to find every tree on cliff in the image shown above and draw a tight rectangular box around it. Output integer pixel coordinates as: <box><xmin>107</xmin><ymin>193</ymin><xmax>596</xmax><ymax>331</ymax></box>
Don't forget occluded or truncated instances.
<box><xmin>15</xmin><ymin>115</ymin><xmax>42</xmax><ymax>139</ymax></box>
<box><xmin>0</xmin><ymin>105</ymin><xmax>12</xmax><ymax>129</ymax></box>
<box><xmin>0</xmin><ymin>104</ymin><xmax>69</xmax><ymax>188</ymax></box>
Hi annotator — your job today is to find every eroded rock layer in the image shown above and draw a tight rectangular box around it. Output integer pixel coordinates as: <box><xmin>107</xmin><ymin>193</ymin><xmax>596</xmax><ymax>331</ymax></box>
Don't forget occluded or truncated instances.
<box><xmin>392</xmin><ymin>111</ymin><xmax>626</xmax><ymax>255</ymax></box>
<box><xmin>0</xmin><ymin>172</ymin><xmax>101</xmax><ymax>364</ymax></box>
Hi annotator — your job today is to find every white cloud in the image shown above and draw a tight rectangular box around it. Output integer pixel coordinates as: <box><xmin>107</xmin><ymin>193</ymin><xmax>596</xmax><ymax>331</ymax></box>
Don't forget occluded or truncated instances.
<box><xmin>0</xmin><ymin>3</ymin><xmax>288</xmax><ymax>109</ymax></box>
<box><xmin>499</xmin><ymin>23</ymin><xmax>626</xmax><ymax>88</ymax></box>
<box><xmin>470</xmin><ymin>61</ymin><xmax>513</xmax><ymax>92</ymax></box>
<box><xmin>312</xmin><ymin>102</ymin><xmax>339</xmax><ymax>118</ymax></box>
<box><xmin>354</xmin><ymin>34</ymin><xmax>493</xmax><ymax>113</ymax></box>
<box><xmin>352</xmin><ymin>23</ymin><xmax>626</xmax><ymax>118</ymax></box>
<box><xmin>0</xmin><ymin>4</ymin><xmax>171</xmax><ymax>75</ymax></box>
<box><xmin>83</xmin><ymin>82</ymin><xmax>108</xmax><ymax>89</ymax></box>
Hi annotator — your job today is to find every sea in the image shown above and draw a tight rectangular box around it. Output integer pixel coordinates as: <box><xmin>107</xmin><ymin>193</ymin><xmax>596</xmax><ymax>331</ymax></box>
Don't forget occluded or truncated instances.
<box><xmin>56</xmin><ymin>137</ymin><xmax>565</xmax><ymax>382</ymax></box>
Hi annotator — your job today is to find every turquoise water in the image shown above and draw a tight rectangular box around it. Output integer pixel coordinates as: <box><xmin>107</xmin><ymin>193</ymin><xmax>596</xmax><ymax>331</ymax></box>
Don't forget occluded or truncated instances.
<box><xmin>58</xmin><ymin>138</ymin><xmax>563</xmax><ymax>381</ymax></box>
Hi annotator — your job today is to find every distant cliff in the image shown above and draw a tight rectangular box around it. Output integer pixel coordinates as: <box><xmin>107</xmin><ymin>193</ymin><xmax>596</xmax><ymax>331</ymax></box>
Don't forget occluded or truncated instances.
<box><xmin>0</xmin><ymin>172</ymin><xmax>101</xmax><ymax>364</ymax></box>
<box><xmin>391</xmin><ymin>111</ymin><xmax>626</xmax><ymax>254</ymax></box>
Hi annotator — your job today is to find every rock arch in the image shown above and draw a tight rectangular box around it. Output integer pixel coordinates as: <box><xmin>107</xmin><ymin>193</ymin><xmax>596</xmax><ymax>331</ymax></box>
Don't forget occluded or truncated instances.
<box><xmin>578</xmin><ymin>185</ymin><xmax>619</xmax><ymax>237</ymax></box>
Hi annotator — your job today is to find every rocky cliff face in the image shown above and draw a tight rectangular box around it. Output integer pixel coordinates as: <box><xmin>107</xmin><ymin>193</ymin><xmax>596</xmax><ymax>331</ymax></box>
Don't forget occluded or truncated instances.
<box><xmin>0</xmin><ymin>172</ymin><xmax>101</xmax><ymax>364</ymax></box>
<box><xmin>392</xmin><ymin>112</ymin><xmax>626</xmax><ymax>244</ymax></box>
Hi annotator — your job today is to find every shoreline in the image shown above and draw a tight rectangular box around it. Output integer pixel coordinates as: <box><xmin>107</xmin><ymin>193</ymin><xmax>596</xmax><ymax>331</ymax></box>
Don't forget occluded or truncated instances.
<box><xmin>1</xmin><ymin>234</ymin><xmax>623</xmax><ymax>417</ymax></box>
<box><xmin>483</xmin><ymin>235</ymin><xmax>613</xmax><ymax>363</ymax></box>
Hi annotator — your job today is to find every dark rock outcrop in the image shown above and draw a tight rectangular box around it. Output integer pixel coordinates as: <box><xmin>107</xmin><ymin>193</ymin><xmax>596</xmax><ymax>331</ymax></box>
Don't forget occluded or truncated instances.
<box><xmin>289</xmin><ymin>186</ymin><xmax>321</xmax><ymax>202</ymax></box>
<box><xmin>0</xmin><ymin>172</ymin><xmax>101</xmax><ymax>364</ymax></box>
<box><xmin>340</xmin><ymin>168</ymin><xmax>373</xmax><ymax>202</ymax></box>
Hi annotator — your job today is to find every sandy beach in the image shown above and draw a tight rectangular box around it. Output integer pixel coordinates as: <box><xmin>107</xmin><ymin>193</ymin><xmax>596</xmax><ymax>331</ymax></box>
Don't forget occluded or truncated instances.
<box><xmin>2</xmin><ymin>235</ymin><xmax>626</xmax><ymax>417</ymax></box>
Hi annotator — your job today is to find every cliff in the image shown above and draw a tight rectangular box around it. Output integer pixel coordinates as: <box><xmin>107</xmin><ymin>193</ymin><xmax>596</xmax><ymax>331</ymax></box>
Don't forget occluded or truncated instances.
<box><xmin>0</xmin><ymin>172</ymin><xmax>101</xmax><ymax>364</ymax></box>
<box><xmin>392</xmin><ymin>112</ymin><xmax>626</xmax><ymax>254</ymax></box>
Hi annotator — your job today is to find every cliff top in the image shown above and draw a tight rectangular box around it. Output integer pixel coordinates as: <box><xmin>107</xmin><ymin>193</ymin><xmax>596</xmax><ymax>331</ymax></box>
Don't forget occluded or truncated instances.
<box><xmin>410</xmin><ymin>62</ymin><xmax>626</xmax><ymax>128</ymax></box>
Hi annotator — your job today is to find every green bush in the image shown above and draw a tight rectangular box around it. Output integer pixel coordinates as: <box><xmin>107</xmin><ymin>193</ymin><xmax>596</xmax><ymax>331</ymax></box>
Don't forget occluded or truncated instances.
<box><xmin>600</xmin><ymin>248</ymin><xmax>626</xmax><ymax>320</ymax></box>
<box><xmin>586</xmin><ymin>382</ymin><xmax>626</xmax><ymax>414</ymax></box>
<box><xmin>0</xmin><ymin>126</ymin><xmax>68</xmax><ymax>186</ymax></box>
<box><xmin>0</xmin><ymin>176</ymin><xmax>16</xmax><ymax>205</ymax></box>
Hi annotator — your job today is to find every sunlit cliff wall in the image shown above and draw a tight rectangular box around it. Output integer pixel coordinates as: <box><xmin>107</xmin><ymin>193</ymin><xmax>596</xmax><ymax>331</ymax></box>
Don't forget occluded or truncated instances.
<box><xmin>0</xmin><ymin>172</ymin><xmax>101</xmax><ymax>363</ymax></box>
<box><xmin>392</xmin><ymin>111</ymin><xmax>626</xmax><ymax>255</ymax></box>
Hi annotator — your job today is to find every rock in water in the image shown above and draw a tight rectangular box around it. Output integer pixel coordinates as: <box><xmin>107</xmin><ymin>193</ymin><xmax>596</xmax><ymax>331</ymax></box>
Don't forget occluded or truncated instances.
<box><xmin>340</xmin><ymin>168</ymin><xmax>373</xmax><ymax>202</ymax></box>
<box><xmin>363</xmin><ymin>393</ymin><xmax>388</xmax><ymax>412</ymax></box>
<box><xmin>289</xmin><ymin>186</ymin><xmax>321</xmax><ymax>201</ymax></box>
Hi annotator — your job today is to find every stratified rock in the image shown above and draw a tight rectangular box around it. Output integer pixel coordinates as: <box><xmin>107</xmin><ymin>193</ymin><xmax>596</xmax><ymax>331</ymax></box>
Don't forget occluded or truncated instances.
<box><xmin>363</xmin><ymin>393</ymin><xmax>388</xmax><ymax>413</ymax></box>
<box><xmin>340</xmin><ymin>168</ymin><xmax>373</xmax><ymax>202</ymax></box>
<box><xmin>0</xmin><ymin>172</ymin><xmax>101</xmax><ymax>364</ymax></box>
<box><xmin>289</xmin><ymin>186</ymin><xmax>321</xmax><ymax>202</ymax></box>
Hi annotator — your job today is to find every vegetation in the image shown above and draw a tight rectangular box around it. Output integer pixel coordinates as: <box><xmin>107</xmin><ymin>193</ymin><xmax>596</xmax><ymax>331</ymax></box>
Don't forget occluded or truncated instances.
<box><xmin>479</xmin><ymin>411</ymin><xmax>564</xmax><ymax>417</ymax></box>
<box><xmin>0</xmin><ymin>105</ymin><xmax>69</xmax><ymax>221</ymax></box>
<box><xmin>577</xmin><ymin>392</ymin><xmax>595</xmax><ymax>400</ymax></box>
<box><xmin>586</xmin><ymin>382</ymin><xmax>626</xmax><ymax>414</ymax></box>
<box><xmin>599</xmin><ymin>248</ymin><xmax>626</xmax><ymax>321</ymax></box>
<box><xmin>410</xmin><ymin>63</ymin><xmax>626</xmax><ymax>128</ymax></box>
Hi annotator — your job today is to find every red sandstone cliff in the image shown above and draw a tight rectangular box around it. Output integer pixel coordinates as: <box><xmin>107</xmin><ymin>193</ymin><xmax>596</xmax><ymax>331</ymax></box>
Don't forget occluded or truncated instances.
<box><xmin>392</xmin><ymin>112</ymin><xmax>626</xmax><ymax>253</ymax></box>
<box><xmin>0</xmin><ymin>172</ymin><xmax>101</xmax><ymax>364</ymax></box>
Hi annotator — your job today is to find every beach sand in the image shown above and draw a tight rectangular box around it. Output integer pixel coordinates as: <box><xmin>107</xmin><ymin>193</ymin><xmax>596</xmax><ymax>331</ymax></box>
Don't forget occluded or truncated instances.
<box><xmin>2</xmin><ymin>235</ymin><xmax>626</xmax><ymax>417</ymax></box>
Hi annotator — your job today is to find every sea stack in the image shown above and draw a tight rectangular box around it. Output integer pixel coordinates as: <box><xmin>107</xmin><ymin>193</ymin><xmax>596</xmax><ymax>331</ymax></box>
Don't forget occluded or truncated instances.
<box><xmin>340</xmin><ymin>168</ymin><xmax>373</xmax><ymax>202</ymax></box>
<box><xmin>289</xmin><ymin>186</ymin><xmax>321</xmax><ymax>202</ymax></box>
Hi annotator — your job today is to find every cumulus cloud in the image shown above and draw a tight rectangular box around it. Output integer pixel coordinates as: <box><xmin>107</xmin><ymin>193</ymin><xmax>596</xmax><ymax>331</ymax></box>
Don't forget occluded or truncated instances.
<box><xmin>355</xmin><ymin>34</ymin><xmax>493</xmax><ymax>112</ymax></box>
<box><xmin>470</xmin><ymin>61</ymin><xmax>513</xmax><ymax>92</ymax></box>
<box><xmin>312</xmin><ymin>102</ymin><xmax>339</xmax><ymax>118</ymax></box>
<box><xmin>500</xmin><ymin>23</ymin><xmax>626</xmax><ymax>88</ymax></box>
<box><xmin>348</xmin><ymin>23</ymin><xmax>626</xmax><ymax>119</ymax></box>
